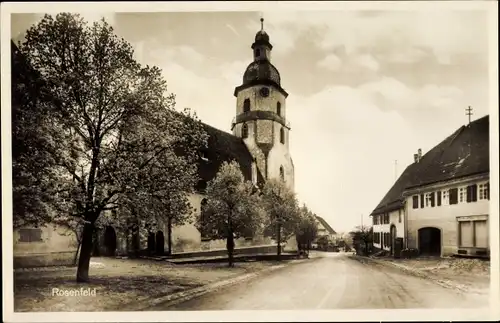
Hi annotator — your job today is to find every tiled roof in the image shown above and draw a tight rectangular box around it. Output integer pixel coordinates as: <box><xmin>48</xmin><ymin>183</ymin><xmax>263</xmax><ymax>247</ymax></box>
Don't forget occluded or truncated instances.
<box><xmin>371</xmin><ymin>115</ymin><xmax>489</xmax><ymax>216</ymax></box>
<box><xmin>406</xmin><ymin>115</ymin><xmax>489</xmax><ymax>188</ymax></box>
<box><xmin>370</xmin><ymin>163</ymin><xmax>420</xmax><ymax>215</ymax></box>
<box><xmin>315</xmin><ymin>215</ymin><xmax>337</xmax><ymax>234</ymax></box>
<box><xmin>196</xmin><ymin>123</ymin><xmax>265</xmax><ymax>191</ymax></box>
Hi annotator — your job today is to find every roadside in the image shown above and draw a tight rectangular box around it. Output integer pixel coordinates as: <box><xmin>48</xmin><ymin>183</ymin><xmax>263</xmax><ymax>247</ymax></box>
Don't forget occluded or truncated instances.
<box><xmin>362</xmin><ymin>255</ymin><xmax>490</xmax><ymax>295</ymax></box>
<box><xmin>14</xmin><ymin>256</ymin><xmax>302</xmax><ymax>312</ymax></box>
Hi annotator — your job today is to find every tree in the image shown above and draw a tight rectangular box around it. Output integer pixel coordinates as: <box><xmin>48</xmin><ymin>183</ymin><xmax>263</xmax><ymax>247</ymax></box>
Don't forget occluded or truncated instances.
<box><xmin>17</xmin><ymin>13</ymin><xmax>207</xmax><ymax>282</ymax></box>
<box><xmin>350</xmin><ymin>225</ymin><xmax>373</xmax><ymax>256</ymax></box>
<box><xmin>316</xmin><ymin>236</ymin><xmax>331</xmax><ymax>251</ymax></box>
<box><xmin>11</xmin><ymin>40</ymin><xmax>69</xmax><ymax>229</ymax></box>
<box><xmin>295</xmin><ymin>205</ymin><xmax>318</xmax><ymax>253</ymax></box>
<box><xmin>196</xmin><ymin>161</ymin><xmax>263</xmax><ymax>267</ymax></box>
<box><xmin>261</xmin><ymin>179</ymin><xmax>300</xmax><ymax>260</ymax></box>
<box><xmin>111</xmin><ymin>109</ymin><xmax>206</xmax><ymax>257</ymax></box>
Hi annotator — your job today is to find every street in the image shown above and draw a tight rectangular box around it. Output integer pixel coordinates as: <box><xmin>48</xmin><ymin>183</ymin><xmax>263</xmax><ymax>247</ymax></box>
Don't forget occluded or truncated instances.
<box><xmin>149</xmin><ymin>252</ymin><xmax>489</xmax><ymax>310</ymax></box>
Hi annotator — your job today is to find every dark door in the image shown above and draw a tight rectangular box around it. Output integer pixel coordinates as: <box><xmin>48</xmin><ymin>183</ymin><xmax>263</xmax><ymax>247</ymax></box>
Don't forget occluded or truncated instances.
<box><xmin>418</xmin><ymin>227</ymin><xmax>441</xmax><ymax>256</ymax></box>
<box><xmin>155</xmin><ymin>231</ymin><xmax>165</xmax><ymax>255</ymax></box>
<box><xmin>390</xmin><ymin>225</ymin><xmax>397</xmax><ymax>256</ymax></box>
<box><xmin>147</xmin><ymin>232</ymin><xmax>155</xmax><ymax>254</ymax></box>
<box><xmin>104</xmin><ymin>226</ymin><xmax>117</xmax><ymax>257</ymax></box>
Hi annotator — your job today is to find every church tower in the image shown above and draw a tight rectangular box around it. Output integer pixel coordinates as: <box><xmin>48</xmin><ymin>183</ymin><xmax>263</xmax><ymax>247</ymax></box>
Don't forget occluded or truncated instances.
<box><xmin>232</xmin><ymin>18</ymin><xmax>294</xmax><ymax>190</ymax></box>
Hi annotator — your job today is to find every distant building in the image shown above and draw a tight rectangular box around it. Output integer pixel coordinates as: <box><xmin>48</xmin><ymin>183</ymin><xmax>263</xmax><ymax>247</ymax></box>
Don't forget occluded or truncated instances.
<box><xmin>371</xmin><ymin>116</ymin><xmax>490</xmax><ymax>258</ymax></box>
<box><xmin>313</xmin><ymin>215</ymin><xmax>337</xmax><ymax>244</ymax></box>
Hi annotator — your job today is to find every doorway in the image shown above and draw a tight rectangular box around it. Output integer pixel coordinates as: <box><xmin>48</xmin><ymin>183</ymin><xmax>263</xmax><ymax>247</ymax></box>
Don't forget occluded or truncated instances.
<box><xmin>418</xmin><ymin>227</ymin><xmax>441</xmax><ymax>256</ymax></box>
<box><xmin>155</xmin><ymin>231</ymin><xmax>165</xmax><ymax>255</ymax></box>
<box><xmin>103</xmin><ymin>226</ymin><xmax>117</xmax><ymax>257</ymax></box>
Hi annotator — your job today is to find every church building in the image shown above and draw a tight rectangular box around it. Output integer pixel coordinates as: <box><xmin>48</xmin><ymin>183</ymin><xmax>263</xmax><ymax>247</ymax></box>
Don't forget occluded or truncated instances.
<box><xmin>158</xmin><ymin>18</ymin><xmax>296</xmax><ymax>254</ymax></box>
<box><xmin>12</xmin><ymin>19</ymin><xmax>297</xmax><ymax>267</ymax></box>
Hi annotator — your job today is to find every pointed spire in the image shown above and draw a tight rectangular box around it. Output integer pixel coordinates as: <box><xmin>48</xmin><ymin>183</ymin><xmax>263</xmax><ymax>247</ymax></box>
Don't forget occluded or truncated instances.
<box><xmin>260</xmin><ymin>17</ymin><xmax>264</xmax><ymax>31</ymax></box>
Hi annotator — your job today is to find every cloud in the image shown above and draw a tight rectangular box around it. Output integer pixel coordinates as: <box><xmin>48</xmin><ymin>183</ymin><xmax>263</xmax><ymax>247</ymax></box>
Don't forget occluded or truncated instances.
<box><xmin>11</xmin><ymin>12</ymin><xmax>117</xmax><ymax>42</ymax></box>
<box><xmin>353</xmin><ymin>53</ymin><xmax>379</xmax><ymax>71</ymax></box>
<box><xmin>286</xmin><ymin>84</ymin><xmax>414</xmax><ymax>231</ymax></box>
<box><xmin>225</xmin><ymin>24</ymin><xmax>240</xmax><ymax>36</ymax></box>
<box><xmin>260</xmin><ymin>10</ymin><xmax>488</xmax><ymax>65</ymax></box>
<box><xmin>317</xmin><ymin>54</ymin><xmax>342</xmax><ymax>71</ymax></box>
<box><xmin>359</xmin><ymin>77</ymin><xmax>464</xmax><ymax>111</ymax></box>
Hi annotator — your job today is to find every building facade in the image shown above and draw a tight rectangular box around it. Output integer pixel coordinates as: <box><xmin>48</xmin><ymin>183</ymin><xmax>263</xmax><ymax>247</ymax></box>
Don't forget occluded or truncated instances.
<box><xmin>371</xmin><ymin>115</ymin><xmax>490</xmax><ymax>258</ymax></box>
<box><xmin>405</xmin><ymin>169</ymin><xmax>489</xmax><ymax>257</ymax></box>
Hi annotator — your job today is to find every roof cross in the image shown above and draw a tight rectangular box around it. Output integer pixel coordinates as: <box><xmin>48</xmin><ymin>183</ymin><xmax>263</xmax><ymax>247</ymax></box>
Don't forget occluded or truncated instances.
<box><xmin>465</xmin><ymin>106</ymin><xmax>473</xmax><ymax>124</ymax></box>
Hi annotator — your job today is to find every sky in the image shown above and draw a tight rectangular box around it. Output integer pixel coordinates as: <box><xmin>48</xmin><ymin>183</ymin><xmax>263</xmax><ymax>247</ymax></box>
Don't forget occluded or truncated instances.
<box><xmin>10</xmin><ymin>6</ymin><xmax>492</xmax><ymax>233</ymax></box>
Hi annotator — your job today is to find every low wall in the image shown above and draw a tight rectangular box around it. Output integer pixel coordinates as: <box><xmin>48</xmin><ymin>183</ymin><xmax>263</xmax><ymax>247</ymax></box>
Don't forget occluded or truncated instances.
<box><xmin>14</xmin><ymin>251</ymin><xmax>77</xmax><ymax>268</ymax></box>
<box><xmin>171</xmin><ymin>244</ymin><xmax>281</xmax><ymax>259</ymax></box>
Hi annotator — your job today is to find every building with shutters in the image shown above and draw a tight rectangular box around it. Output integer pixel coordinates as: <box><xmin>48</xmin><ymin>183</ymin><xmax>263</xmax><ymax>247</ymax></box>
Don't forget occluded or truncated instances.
<box><xmin>371</xmin><ymin>115</ymin><xmax>490</xmax><ymax>258</ymax></box>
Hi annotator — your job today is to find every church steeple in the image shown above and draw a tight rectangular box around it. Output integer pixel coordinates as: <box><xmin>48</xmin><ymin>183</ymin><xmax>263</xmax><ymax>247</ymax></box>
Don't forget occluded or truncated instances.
<box><xmin>252</xmin><ymin>18</ymin><xmax>272</xmax><ymax>62</ymax></box>
<box><xmin>231</xmin><ymin>18</ymin><xmax>294</xmax><ymax>190</ymax></box>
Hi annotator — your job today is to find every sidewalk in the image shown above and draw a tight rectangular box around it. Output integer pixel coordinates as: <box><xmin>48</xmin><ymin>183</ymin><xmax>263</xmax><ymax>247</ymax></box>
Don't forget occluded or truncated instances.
<box><xmin>14</xmin><ymin>256</ymin><xmax>304</xmax><ymax>312</ymax></box>
<box><xmin>365</xmin><ymin>255</ymin><xmax>490</xmax><ymax>295</ymax></box>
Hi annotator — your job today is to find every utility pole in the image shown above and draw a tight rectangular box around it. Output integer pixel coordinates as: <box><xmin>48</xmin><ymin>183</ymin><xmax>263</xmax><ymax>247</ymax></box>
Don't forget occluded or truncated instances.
<box><xmin>465</xmin><ymin>106</ymin><xmax>473</xmax><ymax>125</ymax></box>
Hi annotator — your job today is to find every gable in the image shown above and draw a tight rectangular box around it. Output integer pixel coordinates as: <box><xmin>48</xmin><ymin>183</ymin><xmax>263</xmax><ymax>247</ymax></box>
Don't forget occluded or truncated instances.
<box><xmin>315</xmin><ymin>216</ymin><xmax>336</xmax><ymax>234</ymax></box>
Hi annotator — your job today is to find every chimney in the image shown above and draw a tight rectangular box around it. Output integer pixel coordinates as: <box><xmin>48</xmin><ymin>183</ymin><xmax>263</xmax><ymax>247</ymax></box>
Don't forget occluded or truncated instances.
<box><xmin>418</xmin><ymin>148</ymin><xmax>422</xmax><ymax>159</ymax></box>
<box><xmin>414</xmin><ymin>154</ymin><xmax>419</xmax><ymax>163</ymax></box>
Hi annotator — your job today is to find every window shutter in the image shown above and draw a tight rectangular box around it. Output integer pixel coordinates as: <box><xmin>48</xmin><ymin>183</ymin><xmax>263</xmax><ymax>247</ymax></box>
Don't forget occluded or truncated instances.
<box><xmin>449</xmin><ymin>188</ymin><xmax>458</xmax><ymax>204</ymax></box>
<box><xmin>486</xmin><ymin>182</ymin><xmax>490</xmax><ymax>200</ymax></box>
<box><xmin>466</xmin><ymin>185</ymin><xmax>472</xmax><ymax>203</ymax></box>
<box><xmin>413</xmin><ymin>196</ymin><xmax>419</xmax><ymax>209</ymax></box>
<box><xmin>430</xmin><ymin>192</ymin><xmax>435</xmax><ymax>207</ymax></box>
<box><xmin>437</xmin><ymin>191</ymin><xmax>442</xmax><ymax>206</ymax></box>
<box><xmin>471</xmin><ymin>184</ymin><xmax>478</xmax><ymax>202</ymax></box>
<box><xmin>420</xmin><ymin>194</ymin><xmax>424</xmax><ymax>208</ymax></box>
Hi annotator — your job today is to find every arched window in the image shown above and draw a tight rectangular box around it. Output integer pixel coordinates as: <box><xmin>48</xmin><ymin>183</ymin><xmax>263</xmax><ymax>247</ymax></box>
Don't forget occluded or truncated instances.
<box><xmin>280</xmin><ymin>166</ymin><xmax>285</xmax><ymax>181</ymax></box>
<box><xmin>243</xmin><ymin>99</ymin><xmax>250</xmax><ymax>113</ymax></box>
<box><xmin>277</xmin><ymin>102</ymin><xmax>281</xmax><ymax>116</ymax></box>
<box><xmin>280</xmin><ymin>127</ymin><xmax>285</xmax><ymax>144</ymax></box>
<box><xmin>255</xmin><ymin>48</ymin><xmax>261</xmax><ymax>58</ymax></box>
<box><xmin>242</xmin><ymin>123</ymin><xmax>249</xmax><ymax>139</ymax></box>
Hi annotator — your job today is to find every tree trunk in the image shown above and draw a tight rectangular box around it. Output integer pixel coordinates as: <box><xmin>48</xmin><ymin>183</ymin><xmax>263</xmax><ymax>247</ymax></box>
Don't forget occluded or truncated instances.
<box><xmin>227</xmin><ymin>211</ymin><xmax>234</xmax><ymax>267</ymax></box>
<box><xmin>167</xmin><ymin>216</ymin><xmax>172</xmax><ymax>255</ymax></box>
<box><xmin>227</xmin><ymin>232</ymin><xmax>235</xmax><ymax>267</ymax></box>
<box><xmin>130</xmin><ymin>211</ymin><xmax>140</xmax><ymax>258</ymax></box>
<box><xmin>277</xmin><ymin>222</ymin><xmax>282</xmax><ymax>261</ymax></box>
<box><xmin>132</xmin><ymin>230</ymin><xmax>140</xmax><ymax>258</ymax></box>
<box><xmin>76</xmin><ymin>223</ymin><xmax>94</xmax><ymax>282</ymax></box>
<box><xmin>73</xmin><ymin>239</ymin><xmax>82</xmax><ymax>266</ymax></box>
